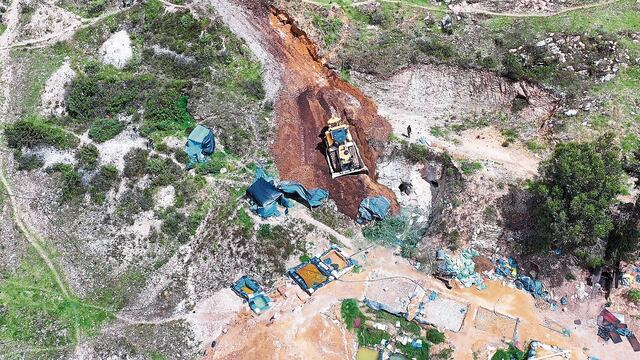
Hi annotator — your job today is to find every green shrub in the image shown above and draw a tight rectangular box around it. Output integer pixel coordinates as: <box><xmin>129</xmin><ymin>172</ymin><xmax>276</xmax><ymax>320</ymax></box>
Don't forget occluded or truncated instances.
<box><xmin>426</xmin><ymin>328</ymin><xmax>445</xmax><ymax>344</ymax></box>
<box><xmin>14</xmin><ymin>151</ymin><xmax>43</xmax><ymax>171</ymax></box>
<box><xmin>88</xmin><ymin>118</ymin><xmax>124</xmax><ymax>142</ymax></box>
<box><xmin>195</xmin><ymin>152</ymin><xmax>229</xmax><ymax>175</ymax></box>
<box><xmin>234</xmin><ymin>208</ymin><xmax>254</xmax><ymax>238</ymax></box>
<box><xmin>141</xmin><ymin>91</ymin><xmax>195</xmax><ymax>139</ymax></box>
<box><xmin>401</xmin><ymin>142</ymin><xmax>428</xmax><ymax>163</ymax></box>
<box><xmin>5</xmin><ymin>116</ymin><xmax>77</xmax><ymax>149</ymax></box>
<box><xmin>174</xmin><ymin>149</ymin><xmax>189</xmax><ymax>164</ymax></box>
<box><xmin>341</xmin><ymin>299</ymin><xmax>366</xmax><ymax>330</ymax></box>
<box><xmin>47</xmin><ymin>163</ymin><xmax>84</xmax><ymax>202</ymax></box>
<box><xmin>491</xmin><ymin>344</ymin><xmax>525</xmax><ymax>360</ymax></box>
<box><xmin>396</xmin><ymin>340</ymin><xmax>430</xmax><ymax>360</ymax></box>
<box><xmin>76</xmin><ymin>144</ymin><xmax>99</xmax><ymax>170</ymax></box>
<box><xmin>628</xmin><ymin>289</ymin><xmax>640</xmax><ymax>303</ymax></box>
<box><xmin>89</xmin><ymin>165</ymin><xmax>119</xmax><ymax>203</ymax></box>
<box><xmin>123</xmin><ymin>148</ymin><xmax>150</xmax><ymax>179</ymax></box>
<box><xmin>356</xmin><ymin>326</ymin><xmax>391</xmax><ymax>347</ymax></box>
<box><xmin>459</xmin><ymin>160</ymin><xmax>482</xmax><ymax>175</ymax></box>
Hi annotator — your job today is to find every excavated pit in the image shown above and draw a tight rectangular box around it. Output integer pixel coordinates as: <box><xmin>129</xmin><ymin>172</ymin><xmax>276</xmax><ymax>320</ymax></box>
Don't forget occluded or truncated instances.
<box><xmin>266</xmin><ymin>8</ymin><xmax>398</xmax><ymax>218</ymax></box>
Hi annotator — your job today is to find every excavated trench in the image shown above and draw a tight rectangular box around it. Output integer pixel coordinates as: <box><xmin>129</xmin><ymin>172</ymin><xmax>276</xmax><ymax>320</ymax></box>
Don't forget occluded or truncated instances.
<box><xmin>265</xmin><ymin>7</ymin><xmax>398</xmax><ymax>218</ymax></box>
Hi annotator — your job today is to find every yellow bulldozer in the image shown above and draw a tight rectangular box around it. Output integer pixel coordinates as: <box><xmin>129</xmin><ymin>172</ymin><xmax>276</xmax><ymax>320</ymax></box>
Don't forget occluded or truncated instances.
<box><xmin>323</xmin><ymin>117</ymin><xmax>368</xmax><ymax>179</ymax></box>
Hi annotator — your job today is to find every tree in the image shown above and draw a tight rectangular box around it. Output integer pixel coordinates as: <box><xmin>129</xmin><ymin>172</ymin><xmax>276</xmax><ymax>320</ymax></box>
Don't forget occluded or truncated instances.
<box><xmin>527</xmin><ymin>134</ymin><xmax>625</xmax><ymax>257</ymax></box>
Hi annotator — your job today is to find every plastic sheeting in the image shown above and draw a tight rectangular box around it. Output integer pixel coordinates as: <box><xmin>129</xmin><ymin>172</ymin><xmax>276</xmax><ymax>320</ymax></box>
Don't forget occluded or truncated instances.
<box><xmin>357</xmin><ymin>196</ymin><xmax>391</xmax><ymax>224</ymax></box>
<box><xmin>438</xmin><ymin>248</ymin><xmax>486</xmax><ymax>290</ymax></box>
<box><xmin>279</xmin><ymin>181</ymin><xmax>329</xmax><ymax>207</ymax></box>
<box><xmin>246</xmin><ymin>168</ymin><xmax>329</xmax><ymax>218</ymax></box>
<box><xmin>185</xmin><ymin>124</ymin><xmax>215</xmax><ymax>168</ymax></box>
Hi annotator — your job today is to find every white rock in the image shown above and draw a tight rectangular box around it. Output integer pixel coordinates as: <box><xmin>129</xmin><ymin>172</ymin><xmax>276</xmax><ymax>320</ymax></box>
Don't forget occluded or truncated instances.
<box><xmin>99</xmin><ymin>30</ymin><xmax>133</xmax><ymax>69</ymax></box>
<box><xmin>564</xmin><ymin>109</ymin><xmax>578</xmax><ymax>116</ymax></box>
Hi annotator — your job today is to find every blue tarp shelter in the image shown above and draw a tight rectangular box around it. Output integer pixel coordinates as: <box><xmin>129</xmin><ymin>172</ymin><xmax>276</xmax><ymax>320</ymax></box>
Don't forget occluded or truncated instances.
<box><xmin>231</xmin><ymin>275</ymin><xmax>263</xmax><ymax>300</ymax></box>
<box><xmin>357</xmin><ymin>196</ymin><xmax>391</xmax><ymax>223</ymax></box>
<box><xmin>279</xmin><ymin>181</ymin><xmax>329</xmax><ymax>208</ymax></box>
<box><xmin>185</xmin><ymin>125</ymin><xmax>215</xmax><ymax>168</ymax></box>
<box><xmin>246</xmin><ymin>168</ymin><xmax>328</xmax><ymax>218</ymax></box>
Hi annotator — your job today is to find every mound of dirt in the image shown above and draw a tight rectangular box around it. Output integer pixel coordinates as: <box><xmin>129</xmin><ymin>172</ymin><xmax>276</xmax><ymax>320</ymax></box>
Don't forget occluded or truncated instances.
<box><xmin>267</xmin><ymin>8</ymin><xmax>398</xmax><ymax>218</ymax></box>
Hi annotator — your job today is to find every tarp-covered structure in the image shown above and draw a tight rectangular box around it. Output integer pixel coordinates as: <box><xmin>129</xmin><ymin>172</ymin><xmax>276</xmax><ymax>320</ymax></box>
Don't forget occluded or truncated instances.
<box><xmin>246</xmin><ymin>168</ymin><xmax>329</xmax><ymax>218</ymax></box>
<box><xmin>357</xmin><ymin>196</ymin><xmax>391</xmax><ymax>224</ymax></box>
<box><xmin>185</xmin><ymin>124</ymin><xmax>215</xmax><ymax>168</ymax></box>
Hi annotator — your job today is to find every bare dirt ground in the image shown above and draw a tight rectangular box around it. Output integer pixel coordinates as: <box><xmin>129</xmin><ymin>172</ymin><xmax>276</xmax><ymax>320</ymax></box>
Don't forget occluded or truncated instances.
<box><xmin>205</xmin><ymin>246</ymin><xmax>636</xmax><ymax>360</ymax></box>
<box><xmin>197</xmin><ymin>0</ymin><xmax>399</xmax><ymax>219</ymax></box>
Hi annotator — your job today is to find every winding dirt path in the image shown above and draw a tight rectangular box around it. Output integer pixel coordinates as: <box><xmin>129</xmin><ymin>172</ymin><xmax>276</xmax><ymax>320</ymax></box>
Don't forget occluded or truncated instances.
<box><xmin>305</xmin><ymin>0</ymin><xmax>622</xmax><ymax>18</ymax></box>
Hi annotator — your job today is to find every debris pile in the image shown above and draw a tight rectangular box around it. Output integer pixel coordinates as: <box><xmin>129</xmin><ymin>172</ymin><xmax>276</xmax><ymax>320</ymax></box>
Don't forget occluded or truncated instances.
<box><xmin>596</xmin><ymin>308</ymin><xmax>640</xmax><ymax>352</ymax></box>
<box><xmin>493</xmin><ymin>256</ymin><xmax>557</xmax><ymax>308</ymax></box>
<box><xmin>436</xmin><ymin>248</ymin><xmax>486</xmax><ymax>290</ymax></box>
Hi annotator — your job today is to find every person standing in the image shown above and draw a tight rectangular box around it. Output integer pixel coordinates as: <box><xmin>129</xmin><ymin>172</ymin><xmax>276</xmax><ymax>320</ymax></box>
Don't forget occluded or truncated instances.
<box><xmin>407</xmin><ymin>125</ymin><xmax>412</xmax><ymax>138</ymax></box>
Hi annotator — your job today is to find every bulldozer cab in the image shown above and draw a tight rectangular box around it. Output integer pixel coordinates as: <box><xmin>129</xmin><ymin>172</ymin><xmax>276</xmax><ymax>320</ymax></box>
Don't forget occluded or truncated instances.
<box><xmin>323</xmin><ymin>116</ymin><xmax>368</xmax><ymax>179</ymax></box>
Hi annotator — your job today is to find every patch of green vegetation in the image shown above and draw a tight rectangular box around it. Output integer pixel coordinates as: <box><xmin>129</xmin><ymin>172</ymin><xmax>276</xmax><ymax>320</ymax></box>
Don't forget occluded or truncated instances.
<box><xmin>5</xmin><ymin>115</ymin><xmax>78</xmax><ymax>150</ymax></box>
<box><xmin>527</xmin><ymin>133</ymin><xmax>626</xmax><ymax>258</ymax></box>
<box><xmin>150</xmin><ymin>352</ymin><xmax>167</xmax><ymax>360</ymax></box>
<box><xmin>67</xmin><ymin>63</ymin><xmax>150</xmax><ymax>125</ymax></box>
<box><xmin>0</xmin><ymin>247</ymin><xmax>112</xmax><ymax>351</ymax></box>
<box><xmin>89</xmin><ymin>268</ymin><xmax>146</xmax><ymax>311</ymax></box>
<box><xmin>400</xmin><ymin>141</ymin><xmax>428</xmax><ymax>163</ymax></box>
<box><xmin>141</xmin><ymin>91</ymin><xmax>195</xmax><ymax>140</ymax></box>
<box><xmin>174</xmin><ymin>174</ymin><xmax>205</xmax><ymax>208</ymax></box>
<box><xmin>430</xmin><ymin>126</ymin><xmax>448</xmax><ymax>138</ymax></box>
<box><xmin>160</xmin><ymin>206</ymin><xmax>204</xmax><ymax>243</ymax></box>
<box><xmin>374</xmin><ymin>310</ymin><xmax>421</xmax><ymax>336</ymax></box>
<box><xmin>356</xmin><ymin>326</ymin><xmax>391</xmax><ymax>347</ymax></box>
<box><xmin>486</xmin><ymin>0</ymin><xmax>640</xmax><ymax>36</ymax></box>
<box><xmin>426</xmin><ymin>328</ymin><xmax>445</xmax><ymax>344</ymax></box>
<box><xmin>526</xmin><ymin>140</ymin><xmax>543</xmax><ymax>152</ymax></box>
<box><xmin>123</xmin><ymin>148</ymin><xmax>150</xmax><ymax>179</ymax></box>
<box><xmin>76</xmin><ymin>144</ymin><xmax>99</xmax><ymax>170</ymax></box>
<box><xmin>88</xmin><ymin>118</ymin><xmax>124</xmax><ymax>142</ymax></box>
<box><xmin>10</xmin><ymin>43</ymin><xmax>72</xmax><ymax>116</ymax></box>
<box><xmin>396</xmin><ymin>340</ymin><xmax>430</xmax><ymax>360</ymax></box>
<box><xmin>0</xmin><ymin>24</ymin><xmax>6</xmax><ymax>36</ymax></box>
<box><xmin>14</xmin><ymin>150</ymin><xmax>44</xmax><ymax>171</ymax></box>
<box><xmin>311</xmin><ymin>13</ymin><xmax>343</xmax><ymax>46</ymax></box>
<box><xmin>234</xmin><ymin>208</ymin><xmax>254</xmax><ymax>238</ymax></box>
<box><xmin>195</xmin><ymin>152</ymin><xmax>232</xmax><ymax>175</ymax></box>
<box><xmin>621</xmin><ymin>133</ymin><xmax>640</xmax><ymax>154</ymax></box>
<box><xmin>89</xmin><ymin>165</ymin><xmax>120</xmax><ymax>204</ymax></box>
<box><xmin>57</xmin><ymin>0</ymin><xmax>108</xmax><ymax>18</ymax></box>
<box><xmin>628</xmin><ymin>289</ymin><xmax>640</xmax><ymax>303</ymax></box>
<box><xmin>491</xmin><ymin>344</ymin><xmax>525</xmax><ymax>360</ymax></box>
<box><xmin>46</xmin><ymin>163</ymin><xmax>85</xmax><ymax>202</ymax></box>
<box><xmin>501</xmin><ymin>128</ymin><xmax>518</xmax><ymax>144</ymax></box>
<box><xmin>459</xmin><ymin>160</ymin><xmax>483</xmax><ymax>175</ymax></box>
<box><xmin>341</xmin><ymin>299</ymin><xmax>367</xmax><ymax>330</ymax></box>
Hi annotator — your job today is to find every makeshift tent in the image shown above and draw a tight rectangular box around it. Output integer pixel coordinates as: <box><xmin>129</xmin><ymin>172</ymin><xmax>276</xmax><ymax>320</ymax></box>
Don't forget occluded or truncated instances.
<box><xmin>185</xmin><ymin>125</ymin><xmax>215</xmax><ymax>168</ymax></box>
<box><xmin>231</xmin><ymin>276</ymin><xmax>263</xmax><ymax>300</ymax></box>
<box><xmin>357</xmin><ymin>196</ymin><xmax>391</xmax><ymax>223</ymax></box>
<box><xmin>279</xmin><ymin>181</ymin><xmax>328</xmax><ymax>207</ymax></box>
<box><xmin>248</xmin><ymin>293</ymin><xmax>271</xmax><ymax>314</ymax></box>
<box><xmin>246</xmin><ymin>168</ymin><xmax>329</xmax><ymax>218</ymax></box>
<box><xmin>246</xmin><ymin>176</ymin><xmax>290</xmax><ymax>218</ymax></box>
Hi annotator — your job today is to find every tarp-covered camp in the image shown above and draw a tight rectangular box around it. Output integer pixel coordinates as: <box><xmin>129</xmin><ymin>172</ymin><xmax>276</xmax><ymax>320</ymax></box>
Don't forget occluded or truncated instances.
<box><xmin>357</xmin><ymin>196</ymin><xmax>391</xmax><ymax>223</ymax></box>
<box><xmin>246</xmin><ymin>168</ymin><xmax>329</xmax><ymax>218</ymax></box>
<box><xmin>185</xmin><ymin>124</ymin><xmax>215</xmax><ymax>168</ymax></box>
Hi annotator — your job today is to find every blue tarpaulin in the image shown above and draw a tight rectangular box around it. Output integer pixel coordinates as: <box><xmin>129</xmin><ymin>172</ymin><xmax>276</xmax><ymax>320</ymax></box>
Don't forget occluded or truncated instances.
<box><xmin>246</xmin><ymin>168</ymin><xmax>328</xmax><ymax>218</ymax></box>
<box><xmin>185</xmin><ymin>125</ymin><xmax>215</xmax><ymax>168</ymax></box>
<box><xmin>279</xmin><ymin>181</ymin><xmax>329</xmax><ymax>207</ymax></box>
<box><xmin>357</xmin><ymin>196</ymin><xmax>390</xmax><ymax>223</ymax></box>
